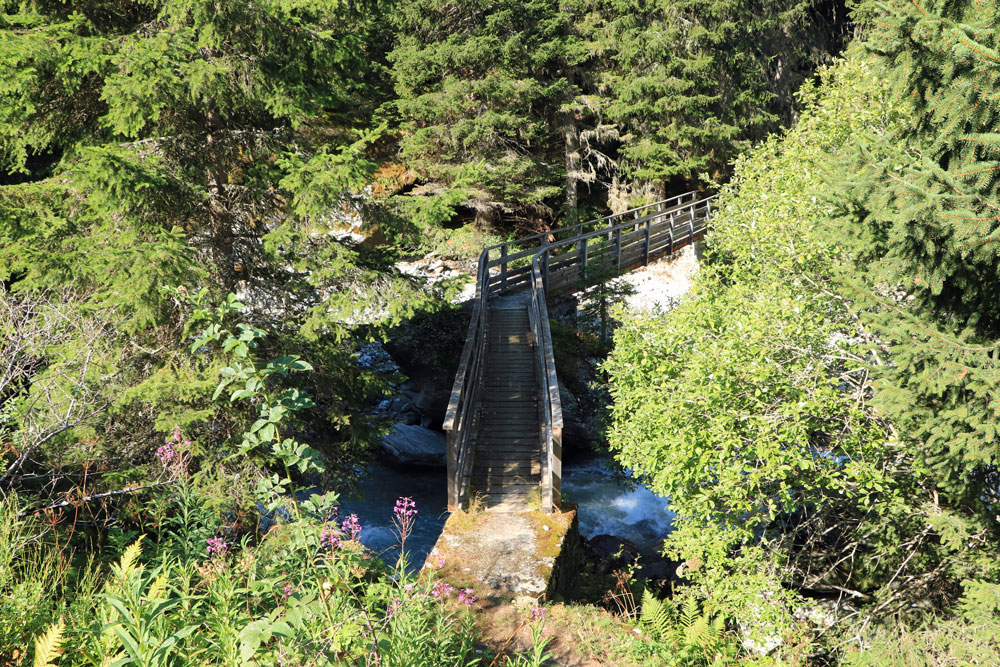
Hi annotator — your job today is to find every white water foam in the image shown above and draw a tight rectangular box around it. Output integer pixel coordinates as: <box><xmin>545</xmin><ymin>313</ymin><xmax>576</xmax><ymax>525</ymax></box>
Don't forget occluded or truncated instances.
<box><xmin>562</xmin><ymin>458</ymin><xmax>675</xmax><ymax>553</ymax></box>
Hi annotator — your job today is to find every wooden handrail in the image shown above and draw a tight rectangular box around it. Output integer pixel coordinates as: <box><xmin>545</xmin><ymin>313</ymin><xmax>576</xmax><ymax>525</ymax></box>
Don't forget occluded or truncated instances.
<box><xmin>443</xmin><ymin>246</ymin><xmax>492</xmax><ymax>509</ymax></box>
<box><xmin>481</xmin><ymin>190</ymin><xmax>699</xmax><ymax>256</ymax></box>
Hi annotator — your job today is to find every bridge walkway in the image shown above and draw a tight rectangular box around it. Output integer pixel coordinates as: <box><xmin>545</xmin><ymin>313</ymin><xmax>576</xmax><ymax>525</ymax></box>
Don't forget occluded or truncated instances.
<box><xmin>471</xmin><ymin>293</ymin><xmax>541</xmax><ymax>511</ymax></box>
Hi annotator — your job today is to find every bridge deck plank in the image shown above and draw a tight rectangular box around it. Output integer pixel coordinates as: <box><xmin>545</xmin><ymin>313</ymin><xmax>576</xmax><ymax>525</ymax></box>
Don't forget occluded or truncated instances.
<box><xmin>467</xmin><ymin>298</ymin><xmax>546</xmax><ymax>509</ymax></box>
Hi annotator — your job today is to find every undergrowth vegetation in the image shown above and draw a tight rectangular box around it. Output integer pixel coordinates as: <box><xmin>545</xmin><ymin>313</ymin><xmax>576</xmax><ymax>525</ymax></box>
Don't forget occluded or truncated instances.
<box><xmin>1</xmin><ymin>485</ymin><xmax>576</xmax><ymax>666</ymax></box>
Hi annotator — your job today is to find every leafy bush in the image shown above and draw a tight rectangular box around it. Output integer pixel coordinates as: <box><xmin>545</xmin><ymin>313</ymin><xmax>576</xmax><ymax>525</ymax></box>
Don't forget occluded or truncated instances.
<box><xmin>604</xmin><ymin>39</ymin><xmax>1000</xmax><ymax>665</ymax></box>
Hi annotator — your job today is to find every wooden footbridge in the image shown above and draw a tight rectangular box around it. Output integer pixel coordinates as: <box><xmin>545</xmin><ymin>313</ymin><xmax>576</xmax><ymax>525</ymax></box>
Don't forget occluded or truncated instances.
<box><xmin>443</xmin><ymin>191</ymin><xmax>717</xmax><ymax>512</ymax></box>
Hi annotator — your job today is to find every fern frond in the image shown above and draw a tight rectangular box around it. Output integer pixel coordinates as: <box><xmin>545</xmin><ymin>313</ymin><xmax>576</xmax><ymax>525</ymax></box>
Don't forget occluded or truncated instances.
<box><xmin>685</xmin><ymin>613</ymin><xmax>710</xmax><ymax>647</ymax></box>
<box><xmin>32</xmin><ymin>616</ymin><xmax>65</xmax><ymax>667</ymax></box>
<box><xmin>147</xmin><ymin>572</ymin><xmax>167</xmax><ymax>601</ymax></box>
<box><xmin>680</xmin><ymin>596</ymin><xmax>700</xmax><ymax>629</ymax></box>
<box><xmin>115</xmin><ymin>536</ymin><xmax>145</xmax><ymax>580</ymax></box>
<box><xmin>640</xmin><ymin>588</ymin><xmax>672</xmax><ymax>640</ymax></box>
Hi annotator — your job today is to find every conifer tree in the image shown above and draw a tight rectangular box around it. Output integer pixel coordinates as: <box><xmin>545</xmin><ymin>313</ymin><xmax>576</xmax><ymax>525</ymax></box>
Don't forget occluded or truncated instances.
<box><xmin>388</xmin><ymin>0</ymin><xmax>585</xmax><ymax>226</ymax></box>
<box><xmin>596</xmin><ymin>0</ymin><xmax>847</xmax><ymax>190</ymax></box>
<box><xmin>0</xmin><ymin>0</ymin><xmax>427</xmax><ymax>488</ymax></box>
<box><xmin>833</xmin><ymin>0</ymin><xmax>1000</xmax><ymax>504</ymax></box>
<box><xmin>389</xmin><ymin>0</ymin><xmax>848</xmax><ymax>224</ymax></box>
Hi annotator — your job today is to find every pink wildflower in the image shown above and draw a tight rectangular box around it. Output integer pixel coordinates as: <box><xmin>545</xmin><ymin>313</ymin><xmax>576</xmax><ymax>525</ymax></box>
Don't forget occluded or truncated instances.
<box><xmin>458</xmin><ymin>588</ymin><xmax>477</xmax><ymax>608</ymax></box>
<box><xmin>393</xmin><ymin>497</ymin><xmax>418</xmax><ymax>553</ymax></box>
<box><xmin>342</xmin><ymin>514</ymin><xmax>362</xmax><ymax>541</ymax></box>
<box><xmin>529</xmin><ymin>607</ymin><xmax>546</xmax><ymax>622</ymax></box>
<box><xmin>320</xmin><ymin>525</ymin><xmax>342</xmax><ymax>550</ymax></box>
<box><xmin>156</xmin><ymin>443</ymin><xmax>176</xmax><ymax>466</ymax></box>
<box><xmin>393</xmin><ymin>497</ymin><xmax>417</xmax><ymax>520</ymax></box>
<box><xmin>430</xmin><ymin>581</ymin><xmax>455</xmax><ymax>600</ymax></box>
<box><xmin>206</xmin><ymin>537</ymin><xmax>228</xmax><ymax>558</ymax></box>
<box><xmin>156</xmin><ymin>426</ymin><xmax>191</xmax><ymax>476</ymax></box>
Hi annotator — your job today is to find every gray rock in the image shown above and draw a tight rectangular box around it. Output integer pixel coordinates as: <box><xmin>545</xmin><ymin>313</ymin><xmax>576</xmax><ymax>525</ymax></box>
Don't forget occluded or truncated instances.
<box><xmin>401</xmin><ymin>377</ymin><xmax>453</xmax><ymax>427</ymax></box>
<box><xmin>586</xmin><ymin>534</ymin><xmax>640</xmax><ymax>574</ymax></box>
<box><xmin>380</xmin><ymin>424</ymin><xmax>447</xmax><ymax>468</ymax></box>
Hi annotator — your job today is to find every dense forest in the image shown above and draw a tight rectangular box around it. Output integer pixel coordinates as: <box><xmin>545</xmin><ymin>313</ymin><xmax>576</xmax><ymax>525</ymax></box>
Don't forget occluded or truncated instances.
<box><xmin>2</xmin><ymin>0</ymin><xmax>998</xmax><ymax>664</ymax></box>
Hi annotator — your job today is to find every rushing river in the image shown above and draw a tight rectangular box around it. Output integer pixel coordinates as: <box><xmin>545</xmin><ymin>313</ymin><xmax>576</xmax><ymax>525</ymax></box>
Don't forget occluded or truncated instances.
<box><xmin>334</xmin><ymin>452</ymin><xmax>675</xmax><ymax>572</ymax></box>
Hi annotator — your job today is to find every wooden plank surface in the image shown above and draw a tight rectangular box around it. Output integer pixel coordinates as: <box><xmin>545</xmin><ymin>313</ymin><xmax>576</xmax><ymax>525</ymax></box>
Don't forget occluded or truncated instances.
<box><xmin>467</xmin><ymin>297</ymin><xmax>545</xmax><ymax>508</ymax></box>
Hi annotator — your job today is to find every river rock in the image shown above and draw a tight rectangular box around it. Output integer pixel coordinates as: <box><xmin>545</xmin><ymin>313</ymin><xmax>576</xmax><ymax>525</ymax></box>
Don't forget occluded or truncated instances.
<box><xmin>586</xmin><ymin>534</ymin><xmax>641</xmax><ymax>574</ymax></box>
<box><xmin>400</xmin><ymin>377</ymin><xmax>452</xmax><ymax>427</ymax></box>
<box><xmin>380</xmin><ymin>424</ymin><xmax>447</xmax><ymax>468</ymax></box>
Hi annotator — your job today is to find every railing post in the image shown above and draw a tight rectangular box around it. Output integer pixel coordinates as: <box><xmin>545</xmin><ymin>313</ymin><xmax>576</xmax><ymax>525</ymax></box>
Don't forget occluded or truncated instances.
<box><xmin>668</xmin><ymin>212</ymin><xmax>674</xmax><ymax>255</ymax></box>
<box><xmin>688</xmin><ymin>203</ymin><xmax>696</xmax><ymax>242</ymax></box>
<box><xmin>615</xmin><ymin>227</ymin><xmax>622</xmax><ymax>271</ymax></box>
<box><xmin>644</xmin><ymin>217</ymin><xmax>651</xmax><ymax>266</ymax></box>
<box><xmin>550</xmin><ymin>427</ymin><xmax>562</xmax><ymax>512</ymax></box>
<box><xmin>578</xmin><ymin>235</ymin><xmax>588</xmax><ymax>282</ymax></box>
<box><xmin>541</xmin><ymin>236</ymin><xmax>550</xmax><ymax>293</ymax></box>
<box><xmin>447</xmin><ymin>431</ymin><xmax>458</xmax><ymax>510</ymax></box>
<box><xmin>500</xmin><ymin>245</ymin><xmax>508</xmax><ymax>292</ymax></box>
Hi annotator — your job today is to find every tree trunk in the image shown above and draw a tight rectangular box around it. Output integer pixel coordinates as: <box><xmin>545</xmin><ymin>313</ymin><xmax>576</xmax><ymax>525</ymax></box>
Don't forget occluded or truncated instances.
<box><xmin>204</xmin><ymin>99</ymin><xmax>236</xmax><ymax>288</ymax></box>
<box><xmin>561</xmin><ymin>63</ymin><xmax>581</xmax><ymax>225</ymax></box>
<box><xmin>562</xmin><ymin>108</ymin><xmax>581</xmax><ymax>223</ymax></box>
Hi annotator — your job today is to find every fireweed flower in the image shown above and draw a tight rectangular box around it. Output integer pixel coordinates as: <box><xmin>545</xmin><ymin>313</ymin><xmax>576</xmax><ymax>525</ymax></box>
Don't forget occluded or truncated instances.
<box><xmin>393</xmin><ymin>496</ymin><xmax>418</xmax><ymax>554</ymax></box>
<box><xmin>387</xmin><ymin>598</ymin><xmax>403</xmax><ymax>619</ymax></box>
<box><xmin>458</xmin><ymin>588</ymin><xmax>477</xmax><ymax>608</ymax></box>
<box><xmin>434</xmin><ymin>556</ymin><xmax>446</xmax><ymax>569</ymax></box>
<box><xmin>156</xmin><ymin>443</ymin><xmax>176</xmax><ymax>466</ymax></box>
<box><xmin>320</xmin><ymin>526</ymin><xmax>342</xmax><ymax>550</ymax></box>
<box><xmin>157</xmin><ymin>426</ymin><xmax>191</xmax><ymax>475</ymax></box>
<box><xmin>430</xmin><ymin>581</ymin><xmax>454</xmax><ymax>600</ymax></box>
<box><xmin>529</xmin><ymin>607</ymin><xmax>546</xmax><ymax>622</ymax></box>
<box><xmin>342</xmin><ymin>514</ymin><xmax>362</xmax><ymax>541</ymax></box>
<box><xmin>206</xmin><ymin>537</ymin><xmax>228</xmax><ymax>558</ymax></box>
<box><xmin>393</xmin><ymin>497</ymin><xmax>417</xmax><ymax>520</ymax></box>
<box><xmin>282</xmin><ymin>584</ymin><xmax>296</xmax><ymax>599</ymax></box>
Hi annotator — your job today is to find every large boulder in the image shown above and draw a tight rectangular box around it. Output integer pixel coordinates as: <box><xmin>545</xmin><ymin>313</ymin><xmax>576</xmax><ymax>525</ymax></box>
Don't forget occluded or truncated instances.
<box><xmin>380</xmin><ymin>424</ymin><xmax>447</xmax><ymax>468</ymax></box>
<box><xmin>400</xmin><ymin>376</ymin><xmax>452</xmax><ymax>428</ymax></box>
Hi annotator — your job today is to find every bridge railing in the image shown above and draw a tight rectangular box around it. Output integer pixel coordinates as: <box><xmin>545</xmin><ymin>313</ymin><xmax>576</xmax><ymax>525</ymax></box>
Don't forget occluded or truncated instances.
<box><xmin>445</xmin><ymin>192</ymin><xmax>717</xmax><ymax>511</ymax></box>
<box><xmin>442</xmin><ymin>244</ymin><xmax>491</xmax><ymax>510</ymax></box>
<box><xmin>526</xmin><ymin>193</ymin><xmax>717</xmax><ymax>511</ymax></box>
<box><xmin>480</xmin><ymin>190</ymin><xmax>700</xmax><ymax>296</ymax></box>
<box><xmin>528</xmin><ymin>258</ymin><xmax>563</xmax><ymax>512</ymax></box>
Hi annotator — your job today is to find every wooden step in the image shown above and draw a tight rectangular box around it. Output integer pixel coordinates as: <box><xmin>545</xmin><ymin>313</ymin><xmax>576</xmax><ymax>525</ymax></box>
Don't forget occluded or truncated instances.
<box><xmin>477</xmin><ymin>439</ymin><xmax>542</xmax><ymax>448</ymax></box>
<box><xmin>473</xmin><ymin>462</ymin><xmax>541</xmax><ymax>474</ymax></box>
<box><xmin>476</xmin><ymin>443</ymin><xmax>541</xmax><ymax>453</ymax></box>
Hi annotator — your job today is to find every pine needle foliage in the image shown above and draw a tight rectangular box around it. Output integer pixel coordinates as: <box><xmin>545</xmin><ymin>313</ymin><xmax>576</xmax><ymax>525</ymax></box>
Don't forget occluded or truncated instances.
<box><xmin>0</xmin><ymin>0</ymin><xmax>440</xmax><ymax>499</ymax></box>
<box><xmin>831</xmin><ymin>0</ymin><xmax>1000</xmax><ymax>503</ymax></box>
